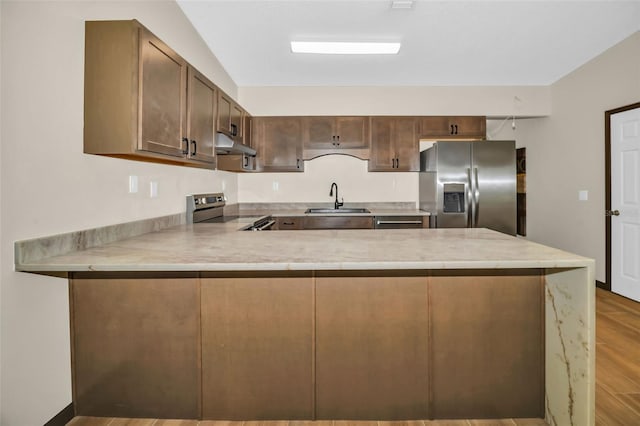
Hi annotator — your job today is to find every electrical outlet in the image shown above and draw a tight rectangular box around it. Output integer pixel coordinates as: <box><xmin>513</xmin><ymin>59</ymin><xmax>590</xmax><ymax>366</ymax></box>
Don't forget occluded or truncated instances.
<box><xmin>579</xmin><ymin>190</ymin><xmax>588</xmax><ymax>201</ymax></box>
<box><xmin>150</xmin><ymin>181</ymin><xmax>158</xmax><ymax>198</ymax></box>
<box><xmin>272</xmin><ymin>181</ymin><xmax>279</xmax><ymax>191</ymax></box>
<box><xmin>128</xmin><ymin>175</ymin><xmax>138</xmax><ymax>193</ymax></box>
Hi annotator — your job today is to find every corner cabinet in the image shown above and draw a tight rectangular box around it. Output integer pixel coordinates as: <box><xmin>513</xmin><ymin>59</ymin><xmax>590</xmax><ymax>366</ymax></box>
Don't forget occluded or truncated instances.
<box><xmin>420</xmin><ymin>116</ymin><xmax>486</xmax><ymax>140</ymax></box>
<box><xmin>84</xmin><ymin>20</ymin><xmax>216</xmax><ymax>168</ymax></box>
<box><xmin>369</xmin><ymin>117</ymin><xmax>419</xmax><ymax>171</ymax></box>
<box><xmin>253</xmin><ymin>117</ymin><xmax>304</xmax><ymax>172</ymax></box>
<box><xmin>302</xmin><ymin>116</ymin><xmax>370</xmax><ymax>160</ymax></box>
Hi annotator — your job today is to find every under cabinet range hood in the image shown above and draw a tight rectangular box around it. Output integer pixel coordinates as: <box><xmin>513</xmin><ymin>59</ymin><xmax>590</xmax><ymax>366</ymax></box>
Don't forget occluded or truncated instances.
<box><xmin>215</xmin><ymin>132</ymin><xmax>256</xmax><ymax>156</ymax></box>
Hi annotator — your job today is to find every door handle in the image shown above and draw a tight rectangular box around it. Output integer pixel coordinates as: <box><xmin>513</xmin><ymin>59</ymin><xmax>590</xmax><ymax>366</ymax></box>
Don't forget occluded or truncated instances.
<box><xmin>474</xmin><ymin>167</ymin><xmax>479</xmax><ymax>227</ymax></box>
<box><xmin>191</xmin><ymin>140</ymin><xmax>197</xmax><ymax>156</ymax></box>
<box><xmin>182</xmin><ymin>137</ymin><xmax>189</xmax><ymax>155</ymax></box>
<box><xmin>606</xmin><ymin>210</ymin><xmax>620</xmax><ymax>216</ymax></box>
<box><xmin>466</xmin><ymin>168</ymin><xmax>473</xmax><ymax>228</ymax></box>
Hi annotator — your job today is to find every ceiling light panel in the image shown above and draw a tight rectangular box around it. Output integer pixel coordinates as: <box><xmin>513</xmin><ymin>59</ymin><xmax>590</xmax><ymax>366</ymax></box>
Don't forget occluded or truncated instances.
<box><xmin>290</xmin><ymin>41</ymin><xmax>401</xmax><ymax>55</ymax></box>
<box><xmin>391</xmin><ymin>1</ymin><xmax>414</xmax><ymax>10</ymax></box>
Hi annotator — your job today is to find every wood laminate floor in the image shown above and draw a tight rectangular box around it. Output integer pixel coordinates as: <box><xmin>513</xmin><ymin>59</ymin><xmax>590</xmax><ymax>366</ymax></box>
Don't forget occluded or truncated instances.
<box><xmin>65</xmin><ymin>288</ymin><xmax>640</xmax><ymax>426</ymax></box>
<box><xmin>595</xmin><ymin>287</ymin><xmax>640</xmax><ymax>425</ymax></box>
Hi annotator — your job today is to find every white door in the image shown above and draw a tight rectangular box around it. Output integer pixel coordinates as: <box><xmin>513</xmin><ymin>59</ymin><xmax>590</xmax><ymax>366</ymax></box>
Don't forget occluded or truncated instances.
<box><xmin>611</xmin><ymin>107</ymin><xmax>640</xmax><ymax>301</ymax></box>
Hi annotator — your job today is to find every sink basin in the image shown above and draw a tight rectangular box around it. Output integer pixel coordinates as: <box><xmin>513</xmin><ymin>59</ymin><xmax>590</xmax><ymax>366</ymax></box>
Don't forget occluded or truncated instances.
<box><xmin>305</xmin><ymin>208</ymin><xmax>371</xmax><ymax>214</ymax></box>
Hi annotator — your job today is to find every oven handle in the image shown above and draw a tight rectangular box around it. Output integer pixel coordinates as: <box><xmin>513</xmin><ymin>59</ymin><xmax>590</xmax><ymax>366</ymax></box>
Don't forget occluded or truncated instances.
<box><xmin>376</xmin><ymin>220</ymin><xmax>423</xmax><ymax>225</ymax></box>
<box><xmin>255</xmin><ymin>220</ymin><xmax>276</xmax><ymax>231</ymax></box>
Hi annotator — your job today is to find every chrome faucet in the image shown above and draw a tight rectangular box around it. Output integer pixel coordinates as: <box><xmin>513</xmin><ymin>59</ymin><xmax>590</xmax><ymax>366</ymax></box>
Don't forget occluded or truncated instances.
<box><xmin>329</xmin><ymin>182</ymin><xmax>344</xmax><ymax>210</ymax></box>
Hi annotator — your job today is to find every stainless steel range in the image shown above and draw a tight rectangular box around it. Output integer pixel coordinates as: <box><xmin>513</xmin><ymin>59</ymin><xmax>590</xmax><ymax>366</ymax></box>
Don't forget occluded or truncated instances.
<box><xmin>186</xmin><ymin>193</ymin><xmax>274</xmax><ymax>230</ymax></box>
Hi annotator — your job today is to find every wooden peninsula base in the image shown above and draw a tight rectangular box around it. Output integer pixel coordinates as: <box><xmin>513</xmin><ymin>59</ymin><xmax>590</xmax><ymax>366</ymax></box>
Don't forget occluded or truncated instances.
<box><xmin>69</xmin><ymin>267</ymin><xmax>593</xmax><ymax>424</ymax></box>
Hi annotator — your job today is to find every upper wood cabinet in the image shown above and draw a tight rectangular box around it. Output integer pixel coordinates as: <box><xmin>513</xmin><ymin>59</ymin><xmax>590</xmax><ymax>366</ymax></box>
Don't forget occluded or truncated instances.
<box><xmin>302</xmin><ymin>117</ymin><xmax>369</xmax><ymax>159</ymax></box>
<box><xmin>186</xmin><ymin>68</ymin><xmax>217</xmax><ymax>165</ymax></box>
<box><xmin>253</xmin><ymin>117</ymin><xmax>304</xmax><ymax>172</ymax></box>
<box><xmin>217</xmin><ymin>91</ymin><xmax>246</xmax><ymax>143</ymax></box>
<box><xmin>420</xmin><ymin>116</ymin><xmax>486</xmax><ymax>140</ymax></box>
<box><xmin>84</xmin><ymin>20</ymin><xmax>217</xmax><ymax>168</ymax></box>
<box><xmin>369</xmin><ymin>117</ymin><xmax>419</xmax><ymax>172</ymax></box>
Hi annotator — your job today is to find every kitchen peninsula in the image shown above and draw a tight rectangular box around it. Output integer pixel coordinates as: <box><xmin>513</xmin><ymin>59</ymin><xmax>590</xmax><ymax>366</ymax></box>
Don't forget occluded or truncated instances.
<box><xmin>15</xmin><ymin>219</ymin><xmax>594</xmax><ymax>425</ymax></box>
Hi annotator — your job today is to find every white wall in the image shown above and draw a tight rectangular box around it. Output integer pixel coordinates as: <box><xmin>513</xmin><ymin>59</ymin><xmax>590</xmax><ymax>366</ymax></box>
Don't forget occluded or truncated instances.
<box><xmin>239</xmin><ymin>86</ymin><xmax>551</xmax><ymax>117</ymax></box>
<box><xmin>521</xmin><ymin>32</ymin><xmax>640</xmax><ymax>284</ymax></box>
<box><xmin>0</xmin><ymin>2</ymin><xmax>237</xmax><ymax>424</ymax></box>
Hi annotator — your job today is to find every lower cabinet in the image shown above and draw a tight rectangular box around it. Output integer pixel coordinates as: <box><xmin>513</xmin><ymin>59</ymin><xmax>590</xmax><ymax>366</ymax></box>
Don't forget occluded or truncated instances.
<box><xmin>429</xmin><ymin>271</ymin><xmax>545</xmax><ymax>419</ymax></box>
<box><xmin>275</xmin><ymin>216</ymin><xmax>303</xmax><ymax>230</ymax></box>
<box><xmin>315</xmin><ymin>272</ymin><xmax>429</xmax><ymax>420</ymax></box>
<box><xmin>69</xmin><ymin>270</ymin><xmax>544</xmax><ymax>421</ymax></box>
<box><xmin>70</xmin><ymin>273</ymin><xmax>200</xmax><ymax>419</ymax></box>
<box><xmin>200</xmin><ymin>273</ymin><xmax>314</xmax><ymax>420</ymax></box>
<box><xmin>303</xmin><ymin>216</ymin><xmax>373</xmax><ymax>229</ymax></box>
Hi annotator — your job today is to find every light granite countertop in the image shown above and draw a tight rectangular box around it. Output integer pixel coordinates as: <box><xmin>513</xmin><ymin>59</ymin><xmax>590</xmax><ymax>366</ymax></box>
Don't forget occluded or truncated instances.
<box><xmin>15</xmin><ymin>218</ymin><xmax>592</xmax><ymax>273</ymax></box>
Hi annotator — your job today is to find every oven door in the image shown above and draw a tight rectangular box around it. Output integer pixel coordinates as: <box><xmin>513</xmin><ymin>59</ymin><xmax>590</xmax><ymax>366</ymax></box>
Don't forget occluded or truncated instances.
<box><xmin>245</xmin><ymin>216</ymin><xmax>275</xmax><ymax>231</ymax></box>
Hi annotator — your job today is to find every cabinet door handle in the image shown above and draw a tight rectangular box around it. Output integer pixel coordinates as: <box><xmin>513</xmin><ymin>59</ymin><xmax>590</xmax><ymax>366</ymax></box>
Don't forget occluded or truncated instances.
<box><xmin>450</xmin><ymin>124</ymin><xmax>454</xmax><ymax>135</ymax></box>
<box><xmin>243</xmin><ymin>155</ymin><xmax>249</xmax><ymax>168</ymax></box>
<box><xmin>297</xmin><ymin>158</ymin><xmax>301</xmax><ymax>169</ymax></box>
<box><xmin>191</xmin><ymin>140</ymin><xmax>197</xmax><ymax>156</ymax></box>
<box><xmin>283</xmin><ymin>221</ymin><xmax>295</xmax><ymax>226</ymax></box>
<box><xmin>392</xmin><ymin>158</ymin><xmax>395</xmax><ymax>168</ymax></box>
<box><xmin>182</xmin><ymin>137</ymin><xmax>189</xmax><ymax>155</ymax></box>
<box><xmin>396</xmin><ymin>158</ymin><xmax>400</xmax><ymax>169</ymax></box>
<box><xmin>454</xmin><ymin>124</ymin><xmax>458</xmax><ymax>135</ymax></box>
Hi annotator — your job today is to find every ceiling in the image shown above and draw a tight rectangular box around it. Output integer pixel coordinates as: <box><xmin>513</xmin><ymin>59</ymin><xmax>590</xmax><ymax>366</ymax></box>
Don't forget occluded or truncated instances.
<box><xmin>177</xmin><ymin>0</ymin><xmax>640</xmax><ymax>87</ymax></box>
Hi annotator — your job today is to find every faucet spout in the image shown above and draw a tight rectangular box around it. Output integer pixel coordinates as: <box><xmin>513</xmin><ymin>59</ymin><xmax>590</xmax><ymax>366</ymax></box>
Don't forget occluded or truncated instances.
<box><xmin>329</xmin><ymin>182</ymin><xmax>343</xmax><ymax>210</ymax></box>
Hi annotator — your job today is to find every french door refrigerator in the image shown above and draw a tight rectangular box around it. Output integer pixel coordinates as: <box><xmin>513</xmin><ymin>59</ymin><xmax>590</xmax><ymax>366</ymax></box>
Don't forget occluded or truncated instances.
<box><xmin>419</xmin><ymin>140</ymin><xmax>517</xmax><ymax>235</ymax></box>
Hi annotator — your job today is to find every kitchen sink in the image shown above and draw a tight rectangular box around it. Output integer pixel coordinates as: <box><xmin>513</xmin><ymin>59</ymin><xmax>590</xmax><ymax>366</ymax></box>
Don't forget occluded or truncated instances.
<box><xmin>305</xmin><ymin>208</ymin><xmax>371</xmax><ymax>214</ymax></box>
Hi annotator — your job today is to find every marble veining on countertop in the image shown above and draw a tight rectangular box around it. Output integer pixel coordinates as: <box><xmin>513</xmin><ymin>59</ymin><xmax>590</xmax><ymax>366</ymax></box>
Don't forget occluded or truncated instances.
<box><xmin>15</xmin><ymin>220</ymin><xmax>593</xmax><ymax>273</ymax></box>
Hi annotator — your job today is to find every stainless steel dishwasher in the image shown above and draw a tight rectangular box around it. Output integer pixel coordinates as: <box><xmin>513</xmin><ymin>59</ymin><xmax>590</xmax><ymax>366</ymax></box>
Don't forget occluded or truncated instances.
<box><xmin>373</xmin><ymin>216</ymin><xmax>427</xmax><ymax>229</ymax></box>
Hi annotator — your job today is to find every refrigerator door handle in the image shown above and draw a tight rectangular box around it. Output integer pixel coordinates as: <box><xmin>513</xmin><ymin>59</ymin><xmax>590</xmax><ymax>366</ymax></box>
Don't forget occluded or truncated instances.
<box><xmin>466</xmin><ymin>168</ymin><xmax>473</xmax><ymax>228</ymax></box>
<box><xmin>474</xmin><ymin>167</ymin><xmax>480</xmax><ymax>227</ymax></box>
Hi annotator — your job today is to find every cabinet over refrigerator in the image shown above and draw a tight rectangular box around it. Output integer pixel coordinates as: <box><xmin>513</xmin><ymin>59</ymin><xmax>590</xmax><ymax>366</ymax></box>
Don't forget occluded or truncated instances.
<box><xmin>419</xmin><ymin>141</ymin><xmax>517</xmax><ymax>235</ymax></box>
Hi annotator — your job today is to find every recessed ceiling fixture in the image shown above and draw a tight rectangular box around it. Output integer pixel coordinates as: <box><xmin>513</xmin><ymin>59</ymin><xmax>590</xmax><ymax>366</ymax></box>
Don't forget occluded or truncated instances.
<box><xmin>290</xmin><ymin>41</ymin><xmax>401</xmax><ymax>55</ymax></box>
<box><xmin>391</xmin><ymin>0</ymin><xmax>414</xmax><ymax>9</ymax></box>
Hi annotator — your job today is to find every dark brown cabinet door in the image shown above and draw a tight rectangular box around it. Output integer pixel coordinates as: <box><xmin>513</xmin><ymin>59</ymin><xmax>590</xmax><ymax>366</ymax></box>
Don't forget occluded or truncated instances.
<box><xmin>231</xmin><ymin>103</ymin><xmax>244</xmax><ymax>140</ymax></box>
<box><xmin>71</xmin><ymin>275</ymin><xmax>200</xmax><ymax>419</ymax></box>
<box><xmin>303</xmin><ymin>116</ymin><xmax>335</xmax><ymax>149</ymax></box>
<box><xmin>275</xmin><ymin>216</ymin><xmax>303</xmax><ymax>230</ymax></box>
<box><xmin>315</xmin><ymin>273</ymin><xmax>429</xmax><ymax>420</ymax></box>
<box><xmin>186</xmin><ymin>67</ymin><xmax>216</xmax><ymax>164</ymax></box>
<box><xmin>217</xmin><ymin>92</ymin><xmax>232</xmax><ymax>136</ymax></box>
<box><xmin>254</xmin><ymin>117</ymin><xmax>304</xmax><ymax>171</ymax></box>
<box><xmin>335</xmin><ymin>116</ymin><xmax>369</xmax><ymax>149</ymax></box>
<box><xmin>303</xmin><ymin>116</ymin><xmax>369</xmax><ymax>150</ymax></box>
<box><xmin>394</xmin><ymin>116</ymin><xmax>419</xmax><ymax>171</ymax></box>
<box><xmin>243</xmin><ymin>114</ymin><xmax>253</xmax><ymax>149</ymax></box>
<box><xmin>369</xmin><ymin>117</ymin><xmax>419</xmax><ymax>171</ymax></box>
<box><xmin>201</xmin><ymin>274</ymin><xmax>314</xmax><ymax>420</ymax></box>
<box><xmin>429</xmin><ymin>271</ymin><xmax>544</xmax><ymax>419</ymax></box>
<box><xmin>420</xmin><ymin>116</ymin><xmax>486</xmax><ymax>139</ymax></box>
<box><xmin>369</xmin><ymin>117</ymin><xmax>395</xmax><ymax>171</ymax></box>
<box><xmin>138</xmin><ymin>28</ymin><xmax>187</xmax><ymax>157</ymax></box>
<box><xmin>303</xmin><ymin>216</ymin><xmax>373</xmax><ymax>229</ymax></box>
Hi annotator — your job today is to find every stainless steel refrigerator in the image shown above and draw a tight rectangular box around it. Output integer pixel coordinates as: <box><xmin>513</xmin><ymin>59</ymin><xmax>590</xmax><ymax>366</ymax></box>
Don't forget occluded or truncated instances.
<box><xmin>419</xmin><ymin>141</ymin><xmax>517</xmax><ymax>235</ymax></box>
